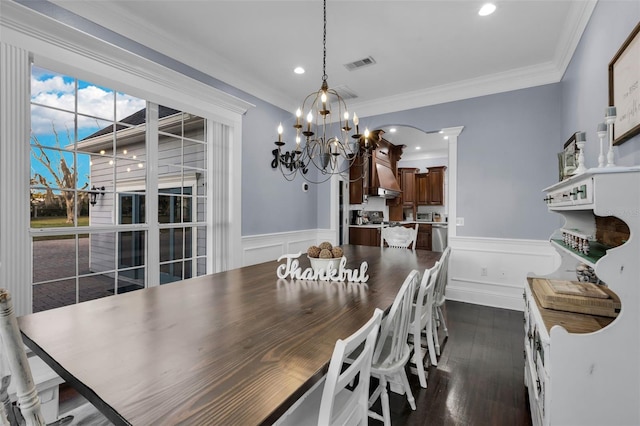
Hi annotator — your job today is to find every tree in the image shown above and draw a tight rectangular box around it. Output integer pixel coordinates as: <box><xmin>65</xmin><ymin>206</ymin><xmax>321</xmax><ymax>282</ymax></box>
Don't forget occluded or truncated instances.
<box><xmin>30</xmin><ymin>123</ymin><xmax>89</xmax><ymax>224</ymax></box>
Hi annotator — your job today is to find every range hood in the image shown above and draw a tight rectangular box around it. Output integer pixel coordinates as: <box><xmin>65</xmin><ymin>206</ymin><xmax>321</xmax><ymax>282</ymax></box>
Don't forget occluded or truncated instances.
<box><xmin>372</xmin><ymin>162</ymin><xmax>401</xmax><ymax>199</ymax></box>
<box><xmin>360</xmin><ymin>129</ymin><xmax>403</xmax><ymax>199</ymax></box>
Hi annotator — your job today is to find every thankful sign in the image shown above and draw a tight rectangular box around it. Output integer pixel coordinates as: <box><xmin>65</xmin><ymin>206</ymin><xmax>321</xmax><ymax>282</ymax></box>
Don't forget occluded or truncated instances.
<box><xmin>276</xmin><ymin>252</ymin><xmax>369</xmax><ymax>283</ymax></box>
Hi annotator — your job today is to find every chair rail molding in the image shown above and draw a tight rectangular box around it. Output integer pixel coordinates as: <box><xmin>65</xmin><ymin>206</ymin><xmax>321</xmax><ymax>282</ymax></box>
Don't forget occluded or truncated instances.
<box><xmin>448</xmin><ymin>236</ymin><xmax>559</xmax><ymax>311</ymax></box>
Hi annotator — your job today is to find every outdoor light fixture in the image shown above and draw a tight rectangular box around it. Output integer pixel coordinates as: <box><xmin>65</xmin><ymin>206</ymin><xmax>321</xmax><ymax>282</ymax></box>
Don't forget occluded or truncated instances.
<box><xmin>89</xmin><ymin>185</ymin><xmax>105</xmax><ymax>206</ymax></box>
<box><xmin>272</xmin><ymin>0</ymin><xmax>372</xmax><ymax>184</ymax></box>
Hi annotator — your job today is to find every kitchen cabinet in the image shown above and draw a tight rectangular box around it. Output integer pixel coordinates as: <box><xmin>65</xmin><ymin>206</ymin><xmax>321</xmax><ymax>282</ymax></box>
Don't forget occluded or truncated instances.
<box><xmin>415</xmin><ymin>223</ymin><xmax>432</xmax><ymax>251</ymax></box>
<box><xmin>348</xmin><ymin>227</ymin><xmax>380</xmax><ymax>247</ymax></box>
<box><xmin>349</xmin><ymin>156</ymin><xmax>365</xmax><ymax>204</ymax></box>
<box><xmin>399</xmin><ymin>168</ymin><xmax>418</xmax><ymax>205</ymax></box>
<box><xmin>524</xmin><ymin>168</ymin><xmax>639</xmax><ymax>426</ymax></box>
<box><xmin>416</xmin><ymin>166</ymin><xmax>446</xmax><ymax>206</ymax></box>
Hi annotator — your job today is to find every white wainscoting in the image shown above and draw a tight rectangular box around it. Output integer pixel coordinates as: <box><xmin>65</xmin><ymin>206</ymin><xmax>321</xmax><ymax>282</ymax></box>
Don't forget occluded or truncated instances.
<box><xmin>241</xmin><ymin>229</ymin><xmax>339</xmax><ymax>267</ymax></box>
<box><xmin>448</xmin><ymin>236</ymin><xmax>559</xmax><ymax>311</ymax></box>
<box><xmin>241</xmin><ymin>231</ymin><xmax>560</xmax><ymax>312</ymax></box>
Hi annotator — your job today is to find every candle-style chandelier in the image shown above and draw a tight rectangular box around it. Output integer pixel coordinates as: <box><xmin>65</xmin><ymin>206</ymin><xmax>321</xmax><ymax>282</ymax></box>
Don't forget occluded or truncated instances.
<box><xmin>273</xmin><ymin>0</ymin><xmax>371</xmax><ymax>184</ymax></box>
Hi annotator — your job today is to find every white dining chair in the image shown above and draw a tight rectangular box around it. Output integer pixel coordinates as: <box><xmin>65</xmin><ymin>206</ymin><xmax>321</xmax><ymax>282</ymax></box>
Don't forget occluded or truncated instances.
<box><xmin>432</xmin><ymin>246</ymin><xmax>451</xmax><ymax>356</ymax></box>
<box><xmin>380</xmin><ymin>224</ymin><xmax>419</xmax><ymax>251</ymax></box>
<box><xmin>0</xmin><ymin>288</ymin><xmax>46</xmax><ymax>426</ymax></box>
<box><xmin>275</xmin><ymin>308</ymin><xmax>383</xmax><ymax>426</ymax></box>
<box><xmin>408</xmin><ymin>261</ymin><xmax>441</xmax><ymax>387</ymax></box>
<box><xmin>0</xmin><ymin>288</ymin><xmax>111</xmax><ymax>426</ymax></box>
<box><xmin>367</xmin><ymin>270</ymin><xmax>419</xmax><ymax>426</ymax></box>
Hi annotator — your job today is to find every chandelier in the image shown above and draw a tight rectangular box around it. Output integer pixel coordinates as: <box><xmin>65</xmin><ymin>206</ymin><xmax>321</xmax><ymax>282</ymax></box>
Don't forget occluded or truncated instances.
<box><xmin>273</xmin><ymin>0</ymin><xmax>371</xmax><ymax>184</ymax></box>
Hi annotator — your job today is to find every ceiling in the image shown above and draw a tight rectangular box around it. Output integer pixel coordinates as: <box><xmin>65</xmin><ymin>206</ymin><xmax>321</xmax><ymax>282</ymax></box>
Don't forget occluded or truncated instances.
<box><xmin>44</xmin><ymin>0</ymin><xmax>595</xmax><ymax>157</ymax></box>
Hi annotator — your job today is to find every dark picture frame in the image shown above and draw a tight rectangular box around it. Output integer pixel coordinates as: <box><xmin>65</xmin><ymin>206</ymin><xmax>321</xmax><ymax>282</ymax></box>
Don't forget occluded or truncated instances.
<box><xmin>608</xmin><ymin>21</ymin><xmax>640</xmax><ymax>145</ymax></box>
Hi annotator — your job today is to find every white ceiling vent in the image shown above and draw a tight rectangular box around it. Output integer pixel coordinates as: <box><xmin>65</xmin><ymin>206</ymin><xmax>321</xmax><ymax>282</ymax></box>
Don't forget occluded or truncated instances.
<box><xmin>344</xmin><ymin>56</ymin><xmax>376</xmax><ymax>71</ymax></box>
<box><xmin>332</xmin><ymin>85</ymin><xmax>358</xmax><ymax>100</ymax></box>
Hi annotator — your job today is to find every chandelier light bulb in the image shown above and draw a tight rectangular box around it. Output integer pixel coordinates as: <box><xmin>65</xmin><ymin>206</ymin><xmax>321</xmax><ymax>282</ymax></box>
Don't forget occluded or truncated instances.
<box><xmin>353</xmin><ymin>113</ymin><xmax>359</xmax><ymax>126</ymax></box>
<box><xmin>344</xmin><ymin>111</ymin><xmax>349</xmax><ymax>121</ymax></box>
<box><xmin>321</xmin><ymin>92</ymin><xmax>327</xmax><ymax>103</ymax></box>
<box><xmin>277</xmin><ymin>123</ymin><xmax>283</xmax><ymax>142</ymax></box>
<box><xmin>295</xmin><ymin>108</ymin><xmax>302</xmax><ymax>127</ymax></box>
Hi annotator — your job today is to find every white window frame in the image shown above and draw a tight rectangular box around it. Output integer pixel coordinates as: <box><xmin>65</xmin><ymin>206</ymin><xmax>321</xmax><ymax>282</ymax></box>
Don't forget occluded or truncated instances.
<box><xmin>0</xmin><ymin>2</ymin><xmax>253</xmax><ymax>315</ymax></box>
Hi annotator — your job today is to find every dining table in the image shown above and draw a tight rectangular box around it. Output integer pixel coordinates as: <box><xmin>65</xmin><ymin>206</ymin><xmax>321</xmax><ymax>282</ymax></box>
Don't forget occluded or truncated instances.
<box><xmin>18</xmin><ymin>245</ymin><xmax>440</xmax><ymax>425</ymax></box>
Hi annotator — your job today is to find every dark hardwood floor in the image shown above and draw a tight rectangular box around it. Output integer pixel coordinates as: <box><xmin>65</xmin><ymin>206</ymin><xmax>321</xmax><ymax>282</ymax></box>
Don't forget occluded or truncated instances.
<box><xmin>60</xmin><ymin>300</ymin><xmax>532</xmax><ymax>425</ymax></box>
<box><xmin>383</xmin><ymin>300</ymin><xmax>533</xmax><ymax>426</ymax></box>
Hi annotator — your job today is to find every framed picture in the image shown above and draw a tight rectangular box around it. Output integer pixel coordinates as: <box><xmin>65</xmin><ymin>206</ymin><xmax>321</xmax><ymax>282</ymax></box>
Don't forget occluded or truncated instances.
<box><xmin>608</xmin><ymin>21</ymin><xmax>640</xmax><ymax>145</ymax></box>
<box><xmin>559</xmin><ymin>133</ymin><xmax>577</xmax><ymax>181</ymax></box>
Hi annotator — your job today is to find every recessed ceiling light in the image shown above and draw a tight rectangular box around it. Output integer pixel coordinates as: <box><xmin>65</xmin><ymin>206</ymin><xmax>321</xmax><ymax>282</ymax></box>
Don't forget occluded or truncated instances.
<box><xmin>415</xmin><ymin>146</ymin><xmax>421</xmax><ymax>150</ymax></box>
<box><xmin>389</xmin><ymin>128</ymin><xmax>397</xmax><ymax>133</ymax></box>
<box><xmin>479</xmin><ymin>3</ymin><xmax>496</xmax><ymax>16</ymax></box>
<box><xmin>294</xmin><ymin>67</ymin><xmax>305</xmax><ymax>74</ymax></box>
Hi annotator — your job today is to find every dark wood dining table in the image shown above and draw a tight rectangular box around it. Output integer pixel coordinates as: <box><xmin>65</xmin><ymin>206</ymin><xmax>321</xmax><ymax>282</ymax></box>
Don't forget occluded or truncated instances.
<box><xmin>18</xmin><ymin>245</ymin><xmax>440</xmax><ymax>425</ymax></box>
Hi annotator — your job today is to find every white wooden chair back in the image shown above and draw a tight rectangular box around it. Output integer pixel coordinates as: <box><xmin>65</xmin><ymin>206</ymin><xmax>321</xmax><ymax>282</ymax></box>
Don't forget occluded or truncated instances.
<box><xmin>373</xmin><ymin>270</ymin><xmax>419</xmax><ymax>366</ymax></box>
<box><xmin>380</xmin><ymin>224</ymin><xmax>418</xmax><ymax>251</ymax></box>
<box><xmin>433</xmin><ymin>246</ymin><xmax>451</xmax><ymax>305</ymax></box>
<box><xmin>409</xmin><ymin>262</ymin><xmax>441</xmax><ymax>387</ymax></box>
<box><xmin>0</xmin><ymin>289</ymin><xmax>46</xmax><ymax>426</ymax></box>
<box><xmin>317</xmin><ymin>308</ymin><xmax>383</xmax><ymax>426</ymax></box>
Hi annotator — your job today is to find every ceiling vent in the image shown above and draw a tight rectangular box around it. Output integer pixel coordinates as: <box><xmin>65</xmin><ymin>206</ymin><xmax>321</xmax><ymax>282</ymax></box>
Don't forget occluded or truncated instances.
<box><xmin>344</xmin><ymin>56</ymin><xmax>376</xmax><ymax>71</ymax></box>
<box><xmin>332</xmin><ymin>85</ymin><xmax>358</xmax><ymax>100</ymax></box>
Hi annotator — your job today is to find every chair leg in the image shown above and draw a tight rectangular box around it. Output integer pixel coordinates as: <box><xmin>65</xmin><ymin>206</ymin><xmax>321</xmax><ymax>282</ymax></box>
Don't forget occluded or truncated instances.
<box><xmin>438</xmin><ymin>305</ymin><xmax>449</xmax><ymax>336</ymax></box>
<box><xmin>399</xmin><ymin>370</ymin><xmax>416</xmax><ymax>411</ymax></box>
<box><xmin>426</xmin><ymin>322</ymin><xmax>438</xmax><ymax>367</ymax></box>
<box><xmin>433</xmin><ymin>312</ymin><xmax>441</xmax><ymax>357</ymax></box>
<box><xmin>412</xmin><ymin>338</ymin><xmax>427</xmax><ymax>388</ymax></box>
<box><xmin>378</xmin><ymin>376</ymin><xmax>391</xmax><ymax>426</ymax></box>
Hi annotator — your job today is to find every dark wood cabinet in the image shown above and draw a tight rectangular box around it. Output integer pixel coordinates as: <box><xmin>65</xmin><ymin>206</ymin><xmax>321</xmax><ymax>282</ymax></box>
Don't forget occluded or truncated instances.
<box><xmin>415</xmin><ymin>224</ymin><xmax>432</xmax><ymax>251</ymax></box>
<box><xmin>416</xmin><ymin>166</ymin><xmax>446</xmax><ymax>206</ymax></box>
<box><xmin>349</xmin><ymin>157</ymin><xmax>364</xmax><ymax>204</ymax></box>
<box><xmin>349</xmin><ymin>227</ymin><xmax>380</xmax><ymax>247</ymax></box>
<box><xmin>399</xmin><ymin>168</ymin><xmax>418</xmax><ymax>206</ymax></box>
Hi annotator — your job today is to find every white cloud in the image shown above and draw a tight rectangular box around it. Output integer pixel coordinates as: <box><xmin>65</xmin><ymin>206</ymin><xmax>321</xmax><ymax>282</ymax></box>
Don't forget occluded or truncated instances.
<box><xmin>31</xmin><ymin>75</ymin><xmax>146</xmax><ymax>136</ymax></box>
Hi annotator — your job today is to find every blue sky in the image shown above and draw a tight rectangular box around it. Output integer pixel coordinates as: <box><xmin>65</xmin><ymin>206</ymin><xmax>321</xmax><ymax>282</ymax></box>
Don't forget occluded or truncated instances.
<box><xmin>30</xmin><ymin>66</ymin><xmax>145</xmax><ymax>190</ymax></box>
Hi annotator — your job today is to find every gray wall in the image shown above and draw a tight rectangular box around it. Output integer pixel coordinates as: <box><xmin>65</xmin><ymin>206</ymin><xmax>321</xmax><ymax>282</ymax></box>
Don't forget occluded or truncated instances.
<box><xmin>561</xmin><ymin>0</ymin><xmax>640</xmax><ymax>167</ymax></box>
<box><xmin>364</xmin><ymin>84</ymin><xmax>563</xmax><ymax>239</ymax></box>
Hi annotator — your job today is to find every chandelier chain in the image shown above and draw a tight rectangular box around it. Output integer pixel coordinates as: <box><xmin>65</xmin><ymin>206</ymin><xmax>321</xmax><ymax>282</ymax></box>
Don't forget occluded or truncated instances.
<box><xmin>322</xmin><ymin>0</ymin><xmax>327</xmax><ymax>82</ymax></box>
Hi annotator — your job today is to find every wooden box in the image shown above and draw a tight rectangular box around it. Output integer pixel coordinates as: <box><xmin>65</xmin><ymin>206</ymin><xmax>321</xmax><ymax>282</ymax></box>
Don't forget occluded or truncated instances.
<box><xmin>531</xmin><ymin>278</ymin><xmax>621</xmax><ymax>318</ymax></box>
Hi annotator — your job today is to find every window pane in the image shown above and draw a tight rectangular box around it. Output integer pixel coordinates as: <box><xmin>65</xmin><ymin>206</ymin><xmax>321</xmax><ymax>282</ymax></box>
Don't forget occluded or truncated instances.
<box><xmin>116</xmin><ymin>92</ymin><xmax>146</xmax><ymax>122</ymax></box>
<box><xmin>118</xmin><ymin>268</ymin><xmax>145</xmax><ymax>293</ymax></box>
<box><xmin>31</xmin><ymin>106</ymin><xmax>76</xmax><ymax>148</ymax></box>
<box><xmin>77</xmin><ymin>80</ymin><xmax>115</xmax><ymax>121</ymax></box>
<box><xmin>82</xmin><ymin>232</ymin><xmax>116</xmax><ymax>275</ymax></box>
<box><xmin>31</xmin><ymin>67</ymin><xmax>75</xmax><ymax>112</ymax></box>
<box><xmin>77</xmin><ymin>117</ymin><xmax>114</xmax><ymax>144</ymax></box>
<box><xmin>79</xmin><ymin>275</ymin><xmax>114</xmax><ymax>303</ymax></box>
<box><xmin>119</xmin><ymin>231</ymin><xmax>146</xmax><ymax>268</ymax></box>
<box><xmin>33</xmin><ymin>279</ymin><xmax>76</xmax><ymax>313</ymax></box>
<box><xmin>185</xmin><ymin>114</ymin><xmax>206</xmax><ymax>142</ymax></box>
<box><xmin>32</xmin><ymin>235</ymin><xmax>77</xmax><ymax>282</ymax></box>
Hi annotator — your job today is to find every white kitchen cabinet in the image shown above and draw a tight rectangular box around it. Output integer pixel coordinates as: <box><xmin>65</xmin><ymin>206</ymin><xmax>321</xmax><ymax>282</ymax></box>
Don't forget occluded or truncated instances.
<box><xmin>524</xmin><ymin>167</ymin><xmax>640</xmax><ymax>426</ymax></box>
